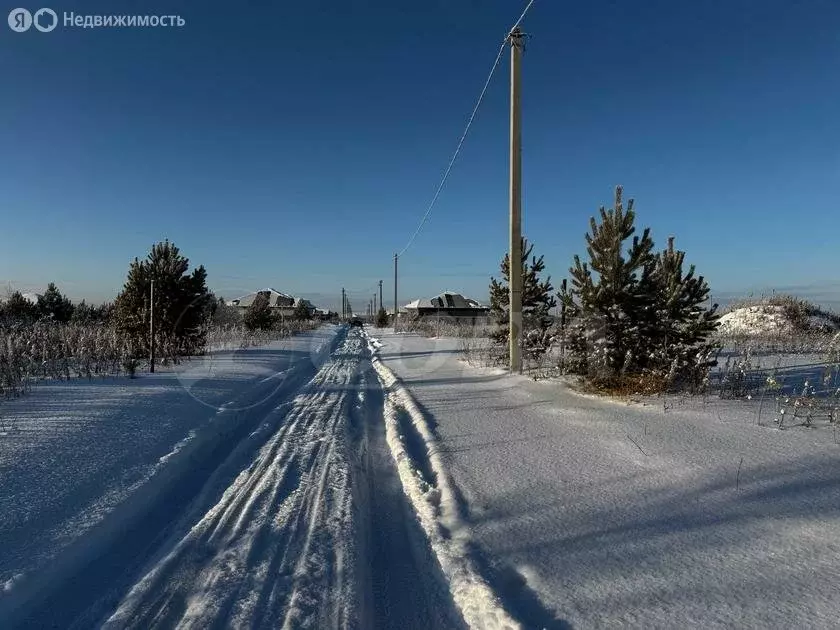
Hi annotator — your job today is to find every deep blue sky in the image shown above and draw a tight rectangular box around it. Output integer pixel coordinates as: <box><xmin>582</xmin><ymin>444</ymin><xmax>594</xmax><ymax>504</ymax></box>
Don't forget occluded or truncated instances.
<box><xmin>2</xmin><ymin>0</ymin><xmax>838</xmax><ymax>311</ymax></box>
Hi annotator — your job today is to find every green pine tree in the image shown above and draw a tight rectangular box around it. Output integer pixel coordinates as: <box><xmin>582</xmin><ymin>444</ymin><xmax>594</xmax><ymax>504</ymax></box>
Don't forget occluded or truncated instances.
<box><xmin>71</xmin><ymin>299</ymin><xmax>94</xmax><ymax>324</ymax></box>
<box><xmin>114</xmin><ymin>240</ymin><xmax>213</xmax><ymax>358</ymax></box>
<box><xmin>641</xmin><ymin>236</ymin><xmax>720</xmax><ymax>383</ymax></box>
<box><xmin>563</xmin><ymin>186</ymin><xmax>656</xmax><ymax>378</ymax></box>
<box><xmin>489</xmin><ymin>237</ymin><xmax>557</xmax><ymax>362</ymax></box>
<box><xmin>1</xmin><ymin>291</ymin><xmax>38</xmax><ymax>326</ymax></box>
<box><xmin>71</xmin><ymin>300</ymin><xmax>112</xmax><ymax>324</ymax></box>
<box><xmin>244</xmin><ymin>292</ymin><xmax>274</xmax><ymax>331</ymax></box>
<box><xmin>293</xmin><ymin>299</ymin><xmax>312</xmax><ymax>321</ymax></box>
<box><xmin>37</xmin><ymin>283</ymin><xmax>74</xmax><ymax>323</ymax></box>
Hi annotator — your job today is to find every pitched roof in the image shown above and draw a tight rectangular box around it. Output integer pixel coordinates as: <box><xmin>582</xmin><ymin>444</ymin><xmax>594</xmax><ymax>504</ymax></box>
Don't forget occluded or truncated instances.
<box><xmin>404</xmin><ymin>291</ymin><xmax>487</xmax><ymax>310</ymax></box>
<box><xmin>228</xmin><ymin>288</ymin><xmax>298</xmax><ymax>308</ymax></box>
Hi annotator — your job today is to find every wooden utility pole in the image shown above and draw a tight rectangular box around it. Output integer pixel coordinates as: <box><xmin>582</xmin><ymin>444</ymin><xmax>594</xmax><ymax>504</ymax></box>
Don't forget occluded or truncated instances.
<box><xmin>508</xmin><ymin>27</ymin><xmax>524</xmax><ymax>374</ymax></box>
<box><xmin>394</xmin><ymin>254</ymin><xmax>398</xmax><ymax>330</ymax></box>
<box><xmin>378</xmin><ymin>280</ymin><xmax>383</xmax><ymax>314</ymax></box>
<box><xmin>149</xmin><ymin>279</ymin><xmax>155</xmax><ymax>373</ymax></box>
<box><xmin>373</xmin><ymin>293</ymin><xmax>377</xmax><ymax>315</ymax></box>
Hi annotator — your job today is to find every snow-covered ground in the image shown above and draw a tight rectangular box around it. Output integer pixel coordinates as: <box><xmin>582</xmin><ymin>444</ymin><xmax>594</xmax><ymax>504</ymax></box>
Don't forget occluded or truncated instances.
<box><xmin>0</xmin><ymin>329</ymin><xmax>334</xmax><ymax>623</ymax></box>
<box><xmin>3</xmin><ymin>322</ymin><xmax>840</xmax><ymax>628</ymax></box>
<box><xmin>369</xmin><ymin>328</ymin><xmax>840</xmax><ymax>629</ymax></box>
<box><xmin>0</xmin><ymin>326</ymin><xmax>464</xmax><ymax>629</ymax></box>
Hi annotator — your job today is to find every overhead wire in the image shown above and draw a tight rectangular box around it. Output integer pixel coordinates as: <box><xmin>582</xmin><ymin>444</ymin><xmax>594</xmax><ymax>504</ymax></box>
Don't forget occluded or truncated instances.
<box><xmin>395</xmin><ymin>0</ymin><xmax>538</xmax><ymax>259</ymax></box>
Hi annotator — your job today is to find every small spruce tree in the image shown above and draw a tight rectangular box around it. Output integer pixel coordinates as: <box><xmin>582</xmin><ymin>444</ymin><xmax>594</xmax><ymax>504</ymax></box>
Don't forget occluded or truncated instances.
<box><xmin>489</xmin><ymin>237</ymin><xmax>557</xmax><ymax>363</ymax></box>
<box><xmin>641</xmin><ymin>236</ymin><xmax>720</xmax><ymax>384</ymax></box>
<box><xmin>244</xmin><ymin>292</ymin><xmax>274</xmax><ymax>331</ymax></box>
<box><xmin>37</xmin><ymin>283</ymin><xmax>74</xmax><ymax>323</ymax></box>
<box><xmin>71</xmin><ymin>300</ymin><xmax>94</xmax><ymax>324</ymax></box>
<box><xmin>114</xmin><ymin>240</ymin><xmax>213</xmax><ymax>358</ymax></box>
<box><xmin>293</xmin><ymin>299</ymin><xmax>311</xmax><ymax>322</ymax></box>
<box><xmin>564</xmin><ymin>187</ymin><xmax>719</xmax><ymax>391</ymax></box>
<box><xmin>1</xmin><ymin>291</ymin><xmax>39</xmax><ymax>326</ymax></box>
<box><xmin>376</xmin><ymin>307</ymin><xmax>389</xmax><ymax>328</ymax></box>
<box><xmin>563</xmin><ymin>186</ymin><xmax>656</xmax><ymax>379</ymax></box>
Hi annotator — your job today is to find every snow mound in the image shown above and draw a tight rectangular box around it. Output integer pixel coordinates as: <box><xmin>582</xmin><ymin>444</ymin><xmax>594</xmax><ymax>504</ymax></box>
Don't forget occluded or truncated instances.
<box><xmin>719</xmin><ymin>305</ymin><xmax>792</xmax><ymax>336</ymax></box>
<box><xmin>719</xmin><ymin>303</ymin><xmax>839</xmax><ymax>337</ymax></box>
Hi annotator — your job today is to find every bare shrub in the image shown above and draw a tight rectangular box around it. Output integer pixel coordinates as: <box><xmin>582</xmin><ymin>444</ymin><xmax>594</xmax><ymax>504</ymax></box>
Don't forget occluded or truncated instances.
<box><xmin>401</xmin><ymin>317</ymin><xmax>495</xmax><ymax>339</ymax></box>
<box><xmin>458</xmin><ymin>334</ymin><xmax>506</xmax><ymax>367</ymax></box>
<box><xmin>0</xmin><ymin>318</ymin><xmax>322</xmax><ymax>403</ymax></box>
<box><xmin>580</xmin><ymin>371</ymin><xmax>672</xmax><ymax>398</ymax></box>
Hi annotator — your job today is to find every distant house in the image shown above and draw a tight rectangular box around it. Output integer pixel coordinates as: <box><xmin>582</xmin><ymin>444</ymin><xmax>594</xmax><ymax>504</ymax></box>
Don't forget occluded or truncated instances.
<box><xmin>313</xmin><ymin>308</ymin><xmax>339</xmax><ymax>322</ymax></box>
<box><xmin>227</xmin><ymin>288</ymin><xmax>315</xmax><ymax>318</ymax></box>
<box><xmin>404</xmin><ymin>291</ymin><xmax>489</xmax><ymax>323</ymax></box>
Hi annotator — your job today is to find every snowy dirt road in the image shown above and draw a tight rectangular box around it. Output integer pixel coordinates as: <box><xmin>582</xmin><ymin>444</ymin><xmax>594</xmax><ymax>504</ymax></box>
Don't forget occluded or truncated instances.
<box><xmin>1</xmin><ymin>328</ymin><xmax>465</xmax><ymax>629</ymax></box>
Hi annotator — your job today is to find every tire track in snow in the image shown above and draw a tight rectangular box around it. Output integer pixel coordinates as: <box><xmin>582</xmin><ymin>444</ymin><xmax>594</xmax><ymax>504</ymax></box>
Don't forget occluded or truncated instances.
<box><xmin>103</xmin><ymin>333</ymin><xmax>367</xmax><ymax>629</ymax></box>
<box><xmin>0</xmin><ymin>331</ymin><xmax>341</xmax><ymax>630</ymax></box>
<box><xmin>365</xmin><ymin>332</ymin><xmax>522</xmax><ymax>630</ymax></box>
<box><xmin>348</xmin><ymin>346</ymin><xmax>468</xmax><ymax>630</ymax></box>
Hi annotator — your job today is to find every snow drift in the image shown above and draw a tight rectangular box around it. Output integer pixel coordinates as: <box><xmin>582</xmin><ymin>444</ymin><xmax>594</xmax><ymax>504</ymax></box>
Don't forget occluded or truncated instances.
<box><xmin>718</xmin><ymin>300</ymin><xmax>839</xmax><ymax>337</ymax></box>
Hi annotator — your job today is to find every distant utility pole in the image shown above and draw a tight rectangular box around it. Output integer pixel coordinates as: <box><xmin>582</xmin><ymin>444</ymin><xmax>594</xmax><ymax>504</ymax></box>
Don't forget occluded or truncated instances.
<box><xmin>373</xmin><ymin>293</ymin><xmax>377</xmax><ymax>315</ymax></box>
<box><xmin>378</xmin><ymin>280</ymin><xmax>383</xmax><ymax>314</ymax></box>
<box><xmin>508</xmin><ymin>26</ymin><xmax>524</xmax><ymax>374</ymax></box>
<box><xmin>342</xmin><ymin>287</ymin><xmax>346</xmax><ymax>319</ymax></box>
<box><xmin>149</xmin><ymin>279</ymin><xmax>155</xmax><ymax>373</ymax></box>
<box><xmin>394</xmin><ymin>254</ymin><xmax>398</xmax><ymax>329</ymax></box>
<box><xmin>560</xmin><ymin>278</ymin><xmax>567</xmax><ymax>368</ymax></box>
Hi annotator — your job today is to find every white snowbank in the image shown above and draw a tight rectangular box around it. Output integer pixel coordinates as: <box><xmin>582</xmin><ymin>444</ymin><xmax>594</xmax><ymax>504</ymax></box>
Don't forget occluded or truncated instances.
<box><xmin>719</xmin><ymin>305</ymin><xmax>792</xmax><ymax>335</ymax></box>
<box><xmin>719</xmin><ymin>303</ymin><xmax>838</xmax><ymax>336</ymax></box>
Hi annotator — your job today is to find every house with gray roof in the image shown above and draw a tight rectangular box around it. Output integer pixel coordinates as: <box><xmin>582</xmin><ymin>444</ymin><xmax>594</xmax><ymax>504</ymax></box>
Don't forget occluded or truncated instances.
<box><xmin>227</xmin><ymin>288</ymin><xmax>315</xmax><ymax>318</ymax></box>
<box><xmin>404</xmin><ymin>291</ymin><xmax>489</xmax><ymax>322</ymax></box>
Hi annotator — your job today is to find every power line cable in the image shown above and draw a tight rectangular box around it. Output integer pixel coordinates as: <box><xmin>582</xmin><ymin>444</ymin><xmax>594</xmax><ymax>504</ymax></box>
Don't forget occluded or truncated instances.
<box><xmin>396</xmin><ymin>0</ymin><xmax>538</xmax><ymax>258</ymax></box>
